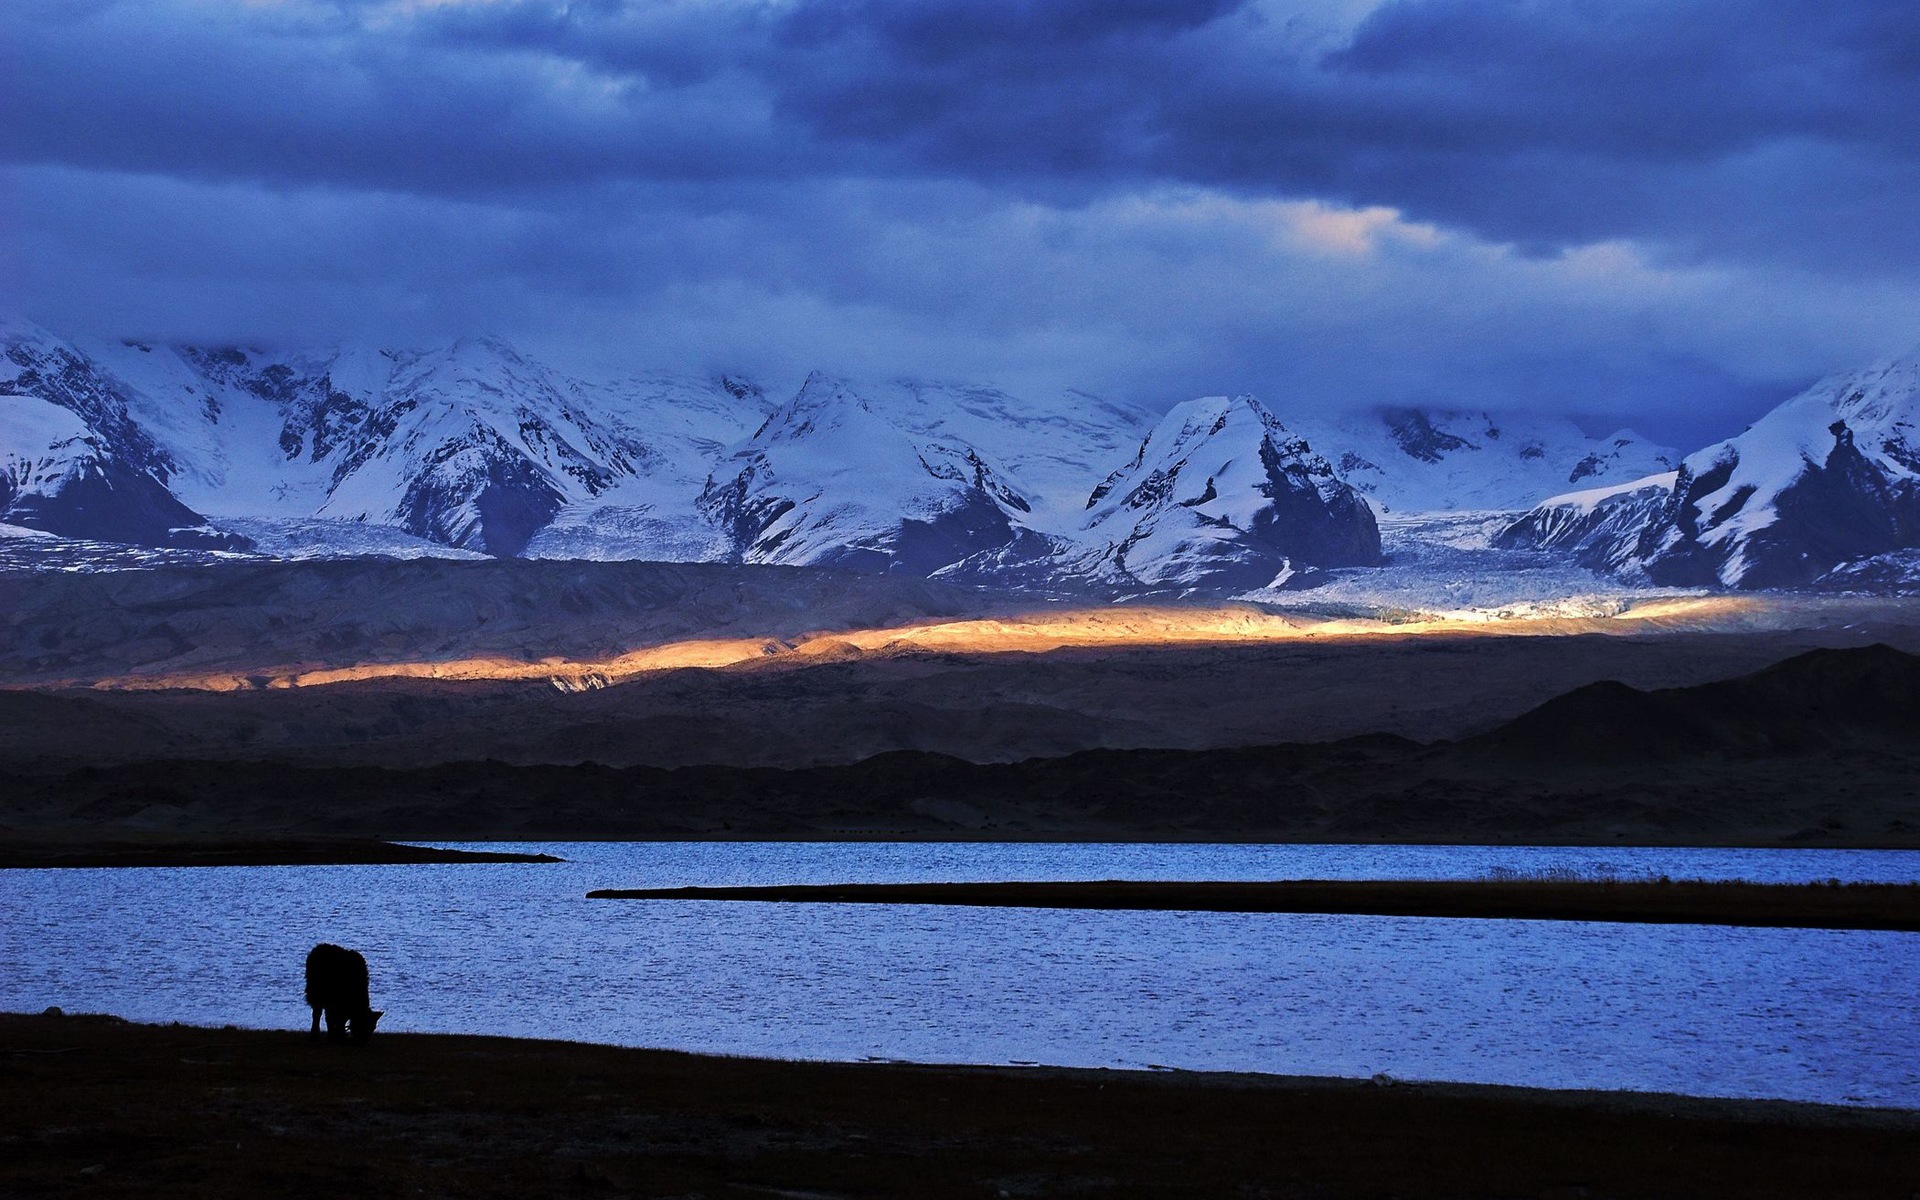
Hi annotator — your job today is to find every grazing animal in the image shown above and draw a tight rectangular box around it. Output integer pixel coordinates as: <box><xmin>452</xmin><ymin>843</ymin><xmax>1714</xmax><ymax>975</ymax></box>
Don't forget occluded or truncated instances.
<box><xmin>304</xmin><ymin>943</ymin><xmax>384</xmax><ymax>1044</ymax></box>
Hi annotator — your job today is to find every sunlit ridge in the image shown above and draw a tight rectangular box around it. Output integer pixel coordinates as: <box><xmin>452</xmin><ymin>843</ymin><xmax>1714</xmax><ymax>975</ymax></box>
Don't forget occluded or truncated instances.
<box><xmin>58</xmin><ymin>596</ymin><xmax>1768</xmax><ymax>693</ymax></box>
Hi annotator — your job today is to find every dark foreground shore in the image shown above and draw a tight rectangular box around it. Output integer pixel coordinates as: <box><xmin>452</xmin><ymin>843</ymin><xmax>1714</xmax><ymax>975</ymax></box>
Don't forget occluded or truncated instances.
<box><xmin>4</xmin><ymin>1012</ymin><xmax>1918</xmax><ymax>1200</ymax></box>
<box><xmin>589</xmin><ymin>878</ymin><xmax>1920</xmax><ymax>931</ymax></box>
<box><xmin>0</xmin><ymin>837</ymin><xmax>561</xmax><ymax>868</ymax></box>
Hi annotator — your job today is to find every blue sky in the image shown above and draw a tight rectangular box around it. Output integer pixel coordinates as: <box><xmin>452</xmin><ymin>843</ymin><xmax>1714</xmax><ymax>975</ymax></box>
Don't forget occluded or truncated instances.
<box><xmin>4</xmin><ymin>0</ymin><xmax>1918</xmax><ymax>445</ymax></box>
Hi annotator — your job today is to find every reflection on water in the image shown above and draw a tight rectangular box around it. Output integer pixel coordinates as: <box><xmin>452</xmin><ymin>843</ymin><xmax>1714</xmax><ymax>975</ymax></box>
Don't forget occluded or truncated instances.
<box><xmin>1</xmin><ymin>842</ymin><xmax>1917</xmax><ymax>1107</ymax></box>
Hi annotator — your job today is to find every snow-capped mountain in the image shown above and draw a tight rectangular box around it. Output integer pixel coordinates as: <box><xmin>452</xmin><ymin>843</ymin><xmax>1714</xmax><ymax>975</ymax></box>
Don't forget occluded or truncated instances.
<box><xmin>699</xmin><ymin>373</ymin><xmax>1048</xmax><ymax>575</ymax></box>
<box><xmin>90</xmin><ymin>336</ymin><xmax>658</xmax><ymax>557</ymax></box>
<box><xmin>1491</xmin><ymin>472</ymin><xmax>1679</xmax><ymax>578</ymax></box>
<box><xmin>0</xmin><ymin>325</ymin><xmax>246</xmax><ymax>550</ymax></box>
<box><xmin>1286</xmin><ymin>407</ymin><xmax>1675</xmax><ymax>513</ymax></box>
<box><xmin>1073</xmin><ymin>395</ymin><xmax>1381</xmax><ymax>591</ymax></box>
<box><xmin>524</xmin><ymin>371</ymin><xmax>772</xmax><ymax>562</ymax></box>
<box><xmin>191</xmin><ymin>336</ymin><xmax>643</xmax><ymax>556</ymax></box>
<box><xmin>1</xmin><ymin>321</ymin><xmax>179</xmax><ymax>484</ymax></box>
<box><xmin>1498</xmin><ymin>352</ymin><xmax>1920</xmax><ymax>587</ymax></box>
<box><xmin>0</xmin><ymin>392</ymin><xmax>241</xmax><ymax>548</ymax></box>
<box><xmin>13</xmin><ymin>317</ymin><xmax>1918</xmax><ymax>595</ymax></box>
<box><xmin>845</xmin><ymin>380</ymin><xmax>1157</xmax><ymax>536</ymax></box>
<box><xmin>12</xmin><ymin>325</ymin><xmax>771</xmax><ymax>559</ymax></box>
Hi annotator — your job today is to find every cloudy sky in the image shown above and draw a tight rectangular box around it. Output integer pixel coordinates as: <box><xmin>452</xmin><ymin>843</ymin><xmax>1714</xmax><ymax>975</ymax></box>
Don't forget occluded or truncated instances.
<box><xmin>3</xmin><ymin>0</ymin><xmax>1917</xmax><ymax>445</ymax></box>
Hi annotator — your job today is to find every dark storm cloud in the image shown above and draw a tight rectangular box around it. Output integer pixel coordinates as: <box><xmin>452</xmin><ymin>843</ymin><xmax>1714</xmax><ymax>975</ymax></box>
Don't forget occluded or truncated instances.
<box><xmin>0</xmin><ymin>0</ymin><xmax>805</xmax><ymax>195</ymax></box>
<box><xmin>763</xmin><ymin>0</ymin><xmax>1920</xmax><ymax>269</ymax></box>
<box><xmin>5</xmin><ymin>0</ymin><xmax>1917</xmax><ymax>270</ymax></box>
<box><xmin>4</xmin><ymin>0</ymin><xmax>1918</xmax><ymax>446</ymax></box>
<box><xmin>1192</xmin><ymin>1</ymin><xmax>1920</xmax><ymax>266</ymax></box>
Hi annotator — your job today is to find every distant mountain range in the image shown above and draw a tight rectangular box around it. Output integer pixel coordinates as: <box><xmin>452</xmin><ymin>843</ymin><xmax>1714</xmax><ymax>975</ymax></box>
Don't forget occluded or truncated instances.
<box><xmin>10</xmin><ymin>319</ymin><xmax>1918</xmax><ymax>593</ymax></box>
<box><xmin>1498</xmin><ymin>352</ymin><xmax>1920</xmax><ymax>589</ymax></box>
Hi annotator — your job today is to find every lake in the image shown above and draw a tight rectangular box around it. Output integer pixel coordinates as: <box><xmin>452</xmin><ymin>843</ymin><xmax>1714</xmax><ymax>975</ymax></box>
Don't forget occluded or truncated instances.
<box><xmin>2</xmin><ymin>842</ymin><xmax>1917</xmax><ymax>1107</ymax></box>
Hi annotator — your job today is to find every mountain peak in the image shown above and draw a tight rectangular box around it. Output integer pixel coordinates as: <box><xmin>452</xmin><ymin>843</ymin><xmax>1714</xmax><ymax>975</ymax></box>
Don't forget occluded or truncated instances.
<box><xmin>446</xmin><ymin>334</ymin><xmax>526</xmax><ymax>361</ymax></box>
<box><xmin>1088</xmin><ymin>393</ymin><xmax>1317</xmax><ymax>515</ymax></box>
<box><xmin>0</xmin><ymin>315</ymin><xmax>63</xmax><ymax>349</ymax></box>
<box><xmin>1502</xmin><ymin>352</ymin><xmax>1920</xmax><ymax>587</ymax></box>
<box><xmin>1078</xmin><ymin>390</ymin><xmax>1379</xmax><ymax>591</ymax></box>
<box><xmin>700</xmin><ymin>375</ymin><xmax>1038</xmax><ymax>574</ymax></box>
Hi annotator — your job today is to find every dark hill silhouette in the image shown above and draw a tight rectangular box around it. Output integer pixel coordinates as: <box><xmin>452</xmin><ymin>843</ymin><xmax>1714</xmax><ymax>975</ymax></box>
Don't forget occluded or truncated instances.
<box><xmin>1464</xmin><ymin>643</ymin><xmax>1920</xmax><ymax>762</ymax></box>
<box><xmin>5</xmin><ymin>644</ymin><xmax>1920</xmax><ymax>846</ymax></box>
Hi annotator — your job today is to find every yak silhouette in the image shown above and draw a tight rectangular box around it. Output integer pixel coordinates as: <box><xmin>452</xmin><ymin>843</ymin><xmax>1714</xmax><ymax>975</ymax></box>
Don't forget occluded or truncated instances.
<box><xmin>305</xmin><ymin>943</ymin><xmax>384</xmax><ymax>1044</ymax></box>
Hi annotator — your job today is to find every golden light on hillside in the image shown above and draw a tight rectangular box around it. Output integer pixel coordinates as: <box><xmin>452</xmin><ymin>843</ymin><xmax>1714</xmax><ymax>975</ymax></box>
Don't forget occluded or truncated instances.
<box><xmin>59</xmin><ymin>595</ymin><xmax>1770</xmax><ymax>693</ymax></box>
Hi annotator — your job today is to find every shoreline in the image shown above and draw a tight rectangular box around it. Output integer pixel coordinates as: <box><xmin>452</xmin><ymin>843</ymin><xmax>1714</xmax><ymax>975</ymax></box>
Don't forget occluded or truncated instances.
<box><xmin>0</xmin><ymin>837</ymin><xmax>562</xmax><ymax>868</ymax></box>
<box><xmin>460</xmin><ymin>830</ymin><xmax>1920</xmax><ymax>847</ymax></box>
<box><xmin>10</xmin><ymin>1010</ymin><xmax>1918</xmax><ymax>1122</ymax></box>
<box><xmin>11</xmin><ymin>830</ymin><xmax>1920</xmax><ymax>857</ymax></box>
<box><xmin>5</xmin><ymin>833</ymin><xmax>1917</xmax><ymax>870</ymax></box>
<box><xmin>6</xmin><ymin>833</ymin><xmax>1920</xmax><ymax>868</ymax></box>
<box><xmin>588</xmin><ymin>878</ymin><xmax>1920</xmax><ymax>930</ymax></box>
<box><xmin>4</xmin><ymin>1011</ymin><xmax>1915</xmax><ymax>1199</ymax></box>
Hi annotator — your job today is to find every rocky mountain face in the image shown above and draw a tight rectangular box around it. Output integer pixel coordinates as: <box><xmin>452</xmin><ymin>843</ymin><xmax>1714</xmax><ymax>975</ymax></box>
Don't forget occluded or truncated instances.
<box><xmin>1076</xmin><ymin>395</ymin><xmax>1381</xmax><ymax>590</ymax></box>
<box><xmin>0</xmin><ymin>326</ymin><xmax>249</xmax><ymax>550</ymax></box>
<box><xmin>699</xmin><ymin>374</ymin><xmax>1041</xmax><ymax>574</ymax></box>
<box><xmin>4</xmin><ymin>324</ymin><xmax>771</xmax><ymax>561</ymax></box>
<box><xmin>1498</xmin><ymin>353</ymin><xmax>1920</xmax><ymax>588</ymax></box>
<box><xmin>2</xmin><ymin>324</ymin><xmax>178</xmax><ymax>483</ymax></box>
<box><xmin>110</xmin><ymin>336</ymin><xmax>702</xmax><ymax>558</ymax></box>
<box><xmin>3</xmin><ymin>322</ymin><xmax>1401</xmax><ymax>590</ymax></box>
<box><xmin>0</xmin><ymin>393</ymin><xmax>242</xmax><ymax>549</ymax></box>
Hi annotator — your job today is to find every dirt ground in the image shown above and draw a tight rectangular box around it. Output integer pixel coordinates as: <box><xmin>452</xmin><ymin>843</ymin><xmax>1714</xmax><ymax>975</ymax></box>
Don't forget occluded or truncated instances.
<box><xmin>4</xmin><ymin>1012</ymin><xmax>1918</xmax><ymax>1200</ymax></box>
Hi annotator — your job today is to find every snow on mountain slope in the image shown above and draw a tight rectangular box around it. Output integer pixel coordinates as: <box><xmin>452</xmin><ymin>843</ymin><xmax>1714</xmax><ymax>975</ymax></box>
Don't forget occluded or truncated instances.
<box><xmin>1286</xmin><ymin>407</ymin><xmax>1675</xmax><ymax>513</ymax></box>
<box><xmin>0</xmin><ymin>392</ymin><xmax>242</xmax><ymax>548</ymax></box>
<box><xmin>1497</xmin><ymin>352</ymin><xmax>1920</xmax><ymax>587</ymax></box>
<box><xmin>2</xmin><ymin>393</ymin><xmax>92</xmax><ymax>468</ymax></box>
<box><xmin>1</xmin><ymin>320</ymin><xmax>178</xmax><ymax>483</ymax></box>
<box><xmin>1491</xmin><ymin>472</ymin><xmax>1679</xmax><ymax>576</ymax></box>
<box><xmin>699</xmin><ymin>373</ymin><xmax>1047</xmax><ymax>574</ymax></box>
<box><xmin>582</xmin><ymin>370</ymin><xmax>776</xmax><ymax>460</ymax></box>
<box><xmin>13</xmin><ymin>330</ymin><xmax>775</xmax><ymax>560</ymax></box>
<box><xmin>1075</xmin><ymin>395</ymin><xmax>1381</xmax><ymax>591</ymax></box>
<box><xmin>308</xmin><ymin>337</ymin><xmax>642</xmax><ymax>555</ymax></box>
<box><xmin>76</xmin><ymin>338</ymin><xmax>349</xmax><ymax>517</ymax></box>
<box><xmin>14</xmin><ymin>316</ymin><xmax>1920</xmax><ymax>596</ymax></box>
<box><xmin>850</xmin><ymin>381</ymin><xmax>1156</xmax><ymax>534</ymax></box>
<box><xmin>524</xmin><ymin>372</ymin><xmax>775</xmax><ymax>562</ymax></box>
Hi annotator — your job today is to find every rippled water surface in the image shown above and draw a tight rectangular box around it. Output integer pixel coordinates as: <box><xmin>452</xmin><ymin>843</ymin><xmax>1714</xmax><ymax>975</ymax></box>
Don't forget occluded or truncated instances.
<box><xmin>3</xmin><ymin>842</ymin><xmax>1917</xmax><ymax>1107</ymax></box>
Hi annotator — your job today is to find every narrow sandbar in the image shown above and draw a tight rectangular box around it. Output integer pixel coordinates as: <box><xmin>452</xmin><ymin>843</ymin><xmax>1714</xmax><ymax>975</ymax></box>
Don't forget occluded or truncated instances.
<box><xmin>587</xmin><ymin>878</ymin><xmax>1920</xmax><ymax>930</ymax></box>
